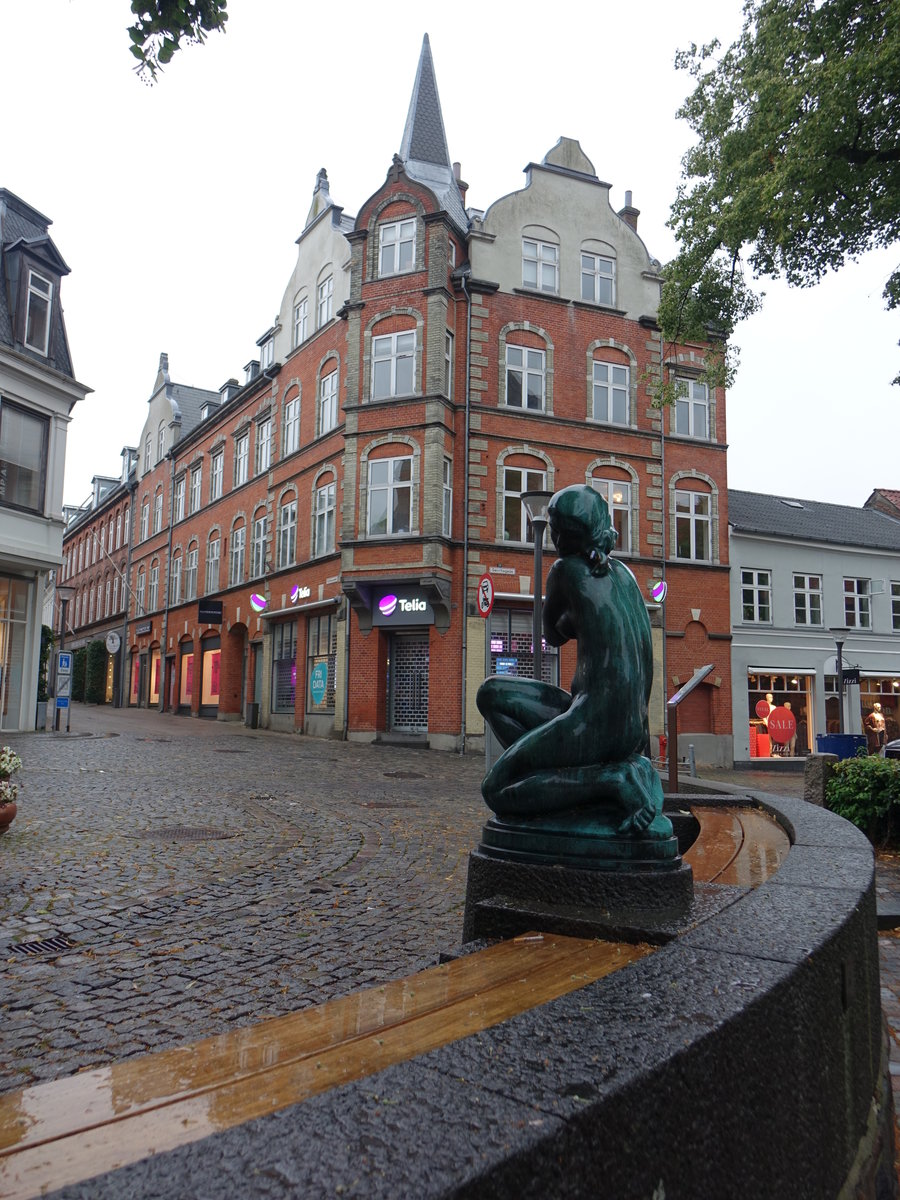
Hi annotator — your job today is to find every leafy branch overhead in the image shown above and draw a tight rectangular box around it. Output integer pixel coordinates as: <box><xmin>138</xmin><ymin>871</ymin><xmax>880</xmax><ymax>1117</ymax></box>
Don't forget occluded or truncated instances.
<box><xmin>129</xmin><ymin>0</ymin><xmax>228</xmax><ymax>81</ymax></box>
<box><xmin>662</xmin><ymin>0</ymin><xmax>900</xmax><ymax>385</ymax></box>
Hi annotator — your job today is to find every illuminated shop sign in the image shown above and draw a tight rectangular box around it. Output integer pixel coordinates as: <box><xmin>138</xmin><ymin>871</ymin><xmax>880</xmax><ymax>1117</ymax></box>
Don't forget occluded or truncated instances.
<box><xmin>250</xmin><ymin>593</ymin><xmax>267</xmax><ymax>613</ymax></box>
<box><xmin>291</xmin><ymin>584</ymin><xmax>312</xmax><ymax>603</ymax></box>
<box><xmin>372</xmin><ymin>586</ymin><xmax>435</xmax><ymax>627</ymax></box>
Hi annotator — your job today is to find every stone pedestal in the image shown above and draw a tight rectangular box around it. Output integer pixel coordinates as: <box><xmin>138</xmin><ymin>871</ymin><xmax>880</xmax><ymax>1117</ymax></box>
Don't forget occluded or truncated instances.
<box><xmin>463</xmin><ymin>824</ymin><xmax>693</xmax><ymax>943</ymax></box>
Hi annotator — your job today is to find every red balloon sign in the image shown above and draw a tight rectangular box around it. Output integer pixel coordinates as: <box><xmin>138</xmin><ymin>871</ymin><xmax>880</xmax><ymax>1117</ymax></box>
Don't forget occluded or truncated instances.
<box><xmin>767</xmin><ymin>706</ymin><xmax>797</xmax><ymax>745</ymax></box>
<box><xmin>755</xmin><ymin>699</ymin><xmax>771</xmax><ymax>720</ymax></box>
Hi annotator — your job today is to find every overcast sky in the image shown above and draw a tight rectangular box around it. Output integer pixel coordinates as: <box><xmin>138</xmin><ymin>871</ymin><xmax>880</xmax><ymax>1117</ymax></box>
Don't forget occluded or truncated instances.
<box><xmin>3</xmin><ymin>0</ymin><xmax>896</xmax><ymax>508</ymax></box>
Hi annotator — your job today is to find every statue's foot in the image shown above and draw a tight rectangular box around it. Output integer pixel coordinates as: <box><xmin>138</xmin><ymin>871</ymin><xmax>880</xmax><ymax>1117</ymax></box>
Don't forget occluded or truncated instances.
<box><xmin>617</xmin><ymin>804</ymin><xmax>655</xmax><ymax>835</ymax></box>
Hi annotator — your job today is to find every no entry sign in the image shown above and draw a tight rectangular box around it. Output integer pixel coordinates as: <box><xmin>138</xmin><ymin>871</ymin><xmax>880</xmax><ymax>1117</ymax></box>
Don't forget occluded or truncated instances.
<box><xmin>477</xmin><ymin>574</ymin><xmax>494</xmax><ymax>617</ymax></box>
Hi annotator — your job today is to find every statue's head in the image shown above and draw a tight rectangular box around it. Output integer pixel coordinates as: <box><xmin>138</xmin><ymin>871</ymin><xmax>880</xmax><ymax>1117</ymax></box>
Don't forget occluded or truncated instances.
<box><xmin>548</xmin><ymin>485</ymin><xmax>617</xmax><ymax>573</ymax></box>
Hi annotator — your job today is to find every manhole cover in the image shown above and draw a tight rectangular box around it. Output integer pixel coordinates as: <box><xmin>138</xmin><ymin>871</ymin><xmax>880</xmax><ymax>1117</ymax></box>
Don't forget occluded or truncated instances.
<box><xmin>130</xmin><ymin>825</ymin><xmax>236</xmax><ymax>842</ymax></box>
<box><xmin>382</xmin><ymin>771</ymin><xmax>426</xmax><ymax>780</ymax></box>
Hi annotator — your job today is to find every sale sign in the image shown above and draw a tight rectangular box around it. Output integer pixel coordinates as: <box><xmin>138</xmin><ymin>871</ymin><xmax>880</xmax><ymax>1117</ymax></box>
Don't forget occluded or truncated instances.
<box><xmin>755</xmin><ymin>699</ymin><xmax>771</xmax><ymax>720</ymax></box>
<box><xmin>767</xmin><ymin>705</ymin><xmax>797</xmax><ymax>745</ymax></box>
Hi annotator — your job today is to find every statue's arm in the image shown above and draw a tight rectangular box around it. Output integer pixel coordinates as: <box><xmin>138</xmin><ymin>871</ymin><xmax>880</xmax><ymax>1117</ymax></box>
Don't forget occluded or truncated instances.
<box><xmin>542</xmin><ymin>561</ymin><xmax>574</xmax><ymax>646</ymax></box>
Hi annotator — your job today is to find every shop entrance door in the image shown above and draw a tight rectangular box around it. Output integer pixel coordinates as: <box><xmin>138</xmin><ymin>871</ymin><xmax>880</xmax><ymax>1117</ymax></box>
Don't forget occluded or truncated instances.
<box><xmin>388</xmin><ymin>634</ymin><xmax>429</xmax><ymax>734</ymax></box>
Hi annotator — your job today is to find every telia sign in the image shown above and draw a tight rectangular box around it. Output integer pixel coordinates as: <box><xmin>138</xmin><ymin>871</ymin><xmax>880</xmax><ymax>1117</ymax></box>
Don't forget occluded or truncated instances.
<box><xmin>373</xmin><ymin>587</ymin><xmax>434</xmax><ymax>627</ymax></box>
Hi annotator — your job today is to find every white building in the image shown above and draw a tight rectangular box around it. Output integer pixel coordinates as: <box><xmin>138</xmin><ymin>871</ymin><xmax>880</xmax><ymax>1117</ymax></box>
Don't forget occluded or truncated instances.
<box><xmin>729</xmin><ymin>489</ymin><xmax>900</xmax><ymax>764</ymax></box>
<box><xmin>0</xmin><ymin>189</ymin><xmax>89</xmax><ymax>731</ymax></box>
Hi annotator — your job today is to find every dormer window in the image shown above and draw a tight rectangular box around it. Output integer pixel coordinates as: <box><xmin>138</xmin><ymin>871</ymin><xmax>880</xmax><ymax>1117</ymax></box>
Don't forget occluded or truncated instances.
<box><xmin>379</xmin><ymin>219</ymin><xmax>416</xmax><ymax>276</ymax></box>
<box><xmin>24</xmin><ymin>270</ymin><xmax>52</xmax><ymax>355</ymax></box>
<box><xmin>260</xmin><ymin>338</ymin><xmax>274</xmax><ymax>370</ymax></box>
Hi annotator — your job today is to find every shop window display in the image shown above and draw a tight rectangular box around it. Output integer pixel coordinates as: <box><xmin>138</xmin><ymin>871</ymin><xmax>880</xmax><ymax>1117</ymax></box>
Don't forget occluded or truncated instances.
<box><xmin>747</xmin><ymin>673</ymin><xmax>810</xmax><ymax>757</ymax></box>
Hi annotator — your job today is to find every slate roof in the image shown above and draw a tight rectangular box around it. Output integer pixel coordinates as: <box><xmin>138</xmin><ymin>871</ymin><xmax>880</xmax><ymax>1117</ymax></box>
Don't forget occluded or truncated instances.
<box><xmin>169</xmin><ymin>381</ymin><xmax>220</xmax><ymax>438</ymax></box>
<box><xmin>399</xmin><ymin>35</ymin><xmax>468</xmax><ymax>234</ymax></box>
<box><xmin>0</xmin><ymin>188</ymin><xmax>74</xmax><ymax>377</ymax></box>
<box><xmin>729</xmin><ymin>489</ymin><xmax>900</xmax><ymax>553</ymax></box>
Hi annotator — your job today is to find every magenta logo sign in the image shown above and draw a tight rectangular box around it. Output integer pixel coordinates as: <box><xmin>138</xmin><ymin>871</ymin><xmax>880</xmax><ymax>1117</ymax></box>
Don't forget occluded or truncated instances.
<box><xmin>379</xmin><ymin>594</ymin><xmax>398</xmax><ymax>617</ymax></box>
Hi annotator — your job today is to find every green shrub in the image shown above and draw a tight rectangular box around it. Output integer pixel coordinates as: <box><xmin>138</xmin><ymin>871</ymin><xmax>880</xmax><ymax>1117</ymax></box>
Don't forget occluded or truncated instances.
<box><xmin>85</xmin><ymin>640</ymin><xmax>107</xmax><ymax>705</ymax></box>
<box><xmin>826</xmin><ymin>752</ymin><xmax>900</xmax><ymax>843</ymax></box>
<box><xmin>72</xmin><ymin>648</ymin><xmax>86</xmax><ymax>702</ymax></box>
<box><xmin>38</xmin><ymin>625</ymin><xmax>55</xmax><ymax>702</ymax></box>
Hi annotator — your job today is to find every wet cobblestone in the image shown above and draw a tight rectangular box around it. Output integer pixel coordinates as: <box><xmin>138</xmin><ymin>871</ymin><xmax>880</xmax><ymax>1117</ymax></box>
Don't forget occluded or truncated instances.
<box><xmin>0</xmin><ymin>705</ymin><xmax>486</xmax><ymax>1093</ymax></box>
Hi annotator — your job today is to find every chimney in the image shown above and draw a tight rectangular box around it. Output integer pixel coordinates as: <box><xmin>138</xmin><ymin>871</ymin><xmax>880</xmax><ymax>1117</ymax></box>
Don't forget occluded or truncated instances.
<box><xmin>453</xmin><ymin>161</ymin><xmax>468</xmax><ymax>205</ymax></box>
<box><xmin>617</xmin><ymin>189</ymin><xmax>639</xmax><ymax>232</ymax></box>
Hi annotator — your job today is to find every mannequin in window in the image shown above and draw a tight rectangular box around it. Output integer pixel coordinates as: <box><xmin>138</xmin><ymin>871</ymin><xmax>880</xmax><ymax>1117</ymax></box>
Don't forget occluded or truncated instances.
<box><xmin>865</xmin><ymin>702</ymin><xmax>886</xmax><ymax>753</ymax></box>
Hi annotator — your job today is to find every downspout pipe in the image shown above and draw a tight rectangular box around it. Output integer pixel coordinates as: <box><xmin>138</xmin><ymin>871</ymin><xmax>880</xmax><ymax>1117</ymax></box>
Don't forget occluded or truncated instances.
<box><xmin>459</xmin><ymin>271</ymin><xmax>473</xmax><ymax>754</ymax></box>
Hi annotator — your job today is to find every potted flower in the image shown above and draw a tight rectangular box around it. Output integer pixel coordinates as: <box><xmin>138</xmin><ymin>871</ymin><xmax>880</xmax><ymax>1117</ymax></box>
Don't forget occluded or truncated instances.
<box><xmin>0</xmin><ymin>746</ymin><xmax>22</xmax><ymax>834</ymax></box>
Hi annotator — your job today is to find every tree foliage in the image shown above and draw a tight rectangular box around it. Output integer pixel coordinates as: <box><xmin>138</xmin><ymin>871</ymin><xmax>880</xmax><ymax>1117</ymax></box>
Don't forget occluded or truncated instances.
<box><xmin>662</xmin><ymin>0</ymin><xmax>900</xmax><ymax>385</ymax></box>
<box><xmin>85</xmin><ymin>640</ymin><xmax>108</xmax><ymax>706</ymax></box>
<box><xmin>129</xmin><ymin>0</ymin><xmax>228</xmax><ymax>81</ymax></box>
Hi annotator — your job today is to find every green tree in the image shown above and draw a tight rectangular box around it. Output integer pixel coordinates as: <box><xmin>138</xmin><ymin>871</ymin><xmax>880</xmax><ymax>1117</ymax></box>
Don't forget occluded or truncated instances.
<box><xmin>72</xmin><ymin>648</ymin><xmax>87</xmax><ymax>702</ymax></box>
<box><xmin>85</xmin><ymin>641</ymin><xmax>107</xmax><ymax>705</ymax></box>
<box><xmin>38</xmin><ymin>625</ymin><xmax>55</xmax><ymax>704</ymax></box>
<box><xmin>129</xmin><ymin>0</ymin><xmax>228</xmax><ymax>81</ymax></box>
<box><xmin>662</xmin><ymin>0</ymin><xmax>900</xmax><ymax>387</ymax></box>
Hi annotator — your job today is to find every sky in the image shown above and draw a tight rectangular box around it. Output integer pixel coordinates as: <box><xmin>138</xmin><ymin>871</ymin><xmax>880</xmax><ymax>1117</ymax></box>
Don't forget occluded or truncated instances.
<box><xmin>2</xmin><ymin>0</ymin><xmax>896</xmax><ymax>509</ymax></box>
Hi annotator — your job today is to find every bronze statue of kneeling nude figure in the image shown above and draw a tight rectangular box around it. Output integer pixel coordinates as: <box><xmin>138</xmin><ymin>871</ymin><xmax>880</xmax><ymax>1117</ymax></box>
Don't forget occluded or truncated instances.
<box><xmin>476</xmin><ymin>484</ymin><xmax>678</xmax><ymax>868</ymax></box>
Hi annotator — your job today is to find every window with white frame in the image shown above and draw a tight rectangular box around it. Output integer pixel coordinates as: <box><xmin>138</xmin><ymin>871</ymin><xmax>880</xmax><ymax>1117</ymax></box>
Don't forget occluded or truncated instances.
<box><xmin>234</xmin><ymin>433</ymin><xmax>249</xmax><ymax>486</ymax></box>
<box><xmin>170</xmin><ymin>555</ymin><xmax>182</xmax><ymax>605</ymax></box>
<box><xmin>174</xmin><ymin>476</ymin><xmax>185</xmax><ymax>522</ymax></box>
<box><xmin>442</xmin><ymin>457</ymin><xmax>452</xmax><ymax>538</ymax></box>
<box><xmin>592</xmin><ymin>362</ymin><xmax>629</xmax><ymax>424</ymax></box>
<box><xmin>893</xmin><ymin>582</ymin><xmax>900</xmax><ymax>632</ymax></box>
<box><xmin>314</xmin><ymin>482</ymin><xmax>336</xmax><ymax>556</ymax></box>
<box><xmin>153</xmin><ymin>490</ymin><xmax>163</xmax><ymax>533</ymax></box>
<box><xmin>522</xmin><ymin>239</ymin><xmax>558</xmax><ymax>293</ymax></box>
<box><xmin>123</xmin><ymin>507</ymin><xmax>130</xmax><ymax>544</ymax></box>
<box><xmin>293</xmin><ymin>296</ymin><xmax>308</xmax><ymax>347</ymax></box>
<box><xmin>319</xmin><ymin>369</ymin><xmax>338</xmax><ymax>434</ymax></box>
<box><xmin>205</xmin><ymin>537</ymin><xmax>220</xmax><ymax>594</ymax></box>
<box><xmin>88</xmin><ymin>586</ymin><xmax>94</xmax><ymax>624</ymax></box>
<box><xmin>157</xmin><ymin>422</ymin><xmax>166</xmax><ymax>462</ymax></box>
<box><xmin>503</xmin><ymin>467</ymin><xmax>547</xmax><ymax>543</ymax></box>
<box><xmin>367</xmin><ymin>456</ymin><xmax>412</xmax><ymax>536</ymax></box>
<box><xmin>251</xmin><ymin>514</ymin><xmax>268</xmax><ymax>578</ymax></box>
<box><xmin>317</xmin><ymin>275</ymin><xmax>333</xmax><ymax>327</ymax></box>
<box><xmin>372</xmin><ymin>332</ymin><xmax>415</xmax><ymax>400</ymax></box>
<box><xmin>140</xmin><ymin>499</ymin><xmax>149</xmax><ymax>541</ymax></box>
<box><xmin>591</xmin><ymin>477</ymin><xmax>632</xmax><ymax>554</ymax></box>
<box><xmin>844</xmin><ymin>577</ymin><xmax>871</xmax><ymax>628</ymax></box>
<box><xmin>189</xmin><ymin>465</ymin><xmax>202</xmax><ymax>513</ymax></box>
<box><xmin>675</xmin><ymin>379</ymin><xmax>710</xmax><ymax>439</ymax></box>
<box><xmin>741</xmin><ymin>569</ymin><xmax>772</xmax><ymax>623</ymax></box>
<box><xmin>136</xmin><ymin>570</ymin><xmax>145</xmax><ymax>615</ymax></box>
<box><xmin>230</xmin><ymin>526</ymin><xmax>246</xmax><ymax>586</ymax></box>
<box><xmin>283</xmin><ymin>395</ymin><xmax>300</xmax><ymax>456</ymax></box>
<box><xmin>185</xmin><ymin>546</ymin><xmax>198</xmax><ymax>601</ymax></box>
<box><xmin>116</xmin><ymin>513</ymin><xmax>122</xmax><ymax>548</ymax></box>
<box><xmin>24</xmin><ymin>270</ymin><xmax>52</xmax><ymax>354</ymax></box>
<box><xmin>210</xmin><ymin>450</ymin><xmax>223</xmax><ymax>500</ymax></box>
<box><xmin>105</xmin><ymin>578</ymin><xmax>111</xmax><ymax>616</ymax></box>
<box><xmin>112</xmin><ymin>575</ymin><xmax>119</xmax><ymax>613</ymax></box>
<box><xmin>99</xmin><ymin>526</ymin><xmax>105</xmax><ymax>557</ymax></box>
<box><xmin>675</xmin><ymin>489</ymin><xmax>711</xmax><ymax>560</ymax></box>
<box><xmin>255</xmin><ymin>418</ymin><xmax>272</xmax><ymax>474</ymax></box>
<box><xmin>444</xmin><ymin>331</ymin><xmax>453</xmax><ymax>396</ymax></box>
<box><xmin>581</xmin><ymin>253</ymin><xmax>615</xmax><ymax>305</ymax></box>
<box><xmin>144</xmin><ymin>434</ymin><xmax>152</xmax><ymax>473</ymax></box>
<box><xmin>277</xmin><ymin>499</ymin><xmax>297</xmax><ymax>568</ymax></box>
<box><xmin>793</xmin><ymin>573</ymin><xmax>823</xmax><ymax>626</ymax></box>
<box><xmin>449</xmin><ymin>238</ymin><xmax>456</xmax><ymax>269</ymax></box>
<box><xmin>260</xmin><ymin>338</ymin><xmax>274</xmax><ymax>370</ymax></box>
<box><xmin>148</xmin><ymin>563</ymin><xmax>159</xmax><ymax>610</ymax></box>
<box><xmin>77</xmin><ymin>541</ymin><xmax>83</xmax><ymax>572</ymax></box>
<box><xmin>379</xmin><ymin>219</ymin><xmax>416</xmax><ymax>276</ymax></box>
<box><xmin>506</xmin><ymin>345</ymin><xmax>545</xmax><ymax>411</ymax></box>
<box><xmin>73</xmin><ymin>593</ymin><xmax>80</xmax><ymax>627</ymax></box>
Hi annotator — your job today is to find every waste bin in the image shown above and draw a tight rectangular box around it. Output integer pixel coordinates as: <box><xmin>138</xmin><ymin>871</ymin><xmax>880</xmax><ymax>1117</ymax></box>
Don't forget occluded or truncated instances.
<box><xmin>245</xmin><ymin>702</ymin><xmax>260</xmax><ymax>729</ymax></box>
<box><xmin>815</xmin><ymin>733</ymin><xmax>868</xmax><ymax>760</ymax></box>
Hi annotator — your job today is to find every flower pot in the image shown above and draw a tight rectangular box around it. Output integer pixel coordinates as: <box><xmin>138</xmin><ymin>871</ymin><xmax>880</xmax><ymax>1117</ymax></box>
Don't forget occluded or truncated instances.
<box><xmin>0</xmin><ymin>802</ymin><xmax>17</xmax><ymax>835</ymax></box>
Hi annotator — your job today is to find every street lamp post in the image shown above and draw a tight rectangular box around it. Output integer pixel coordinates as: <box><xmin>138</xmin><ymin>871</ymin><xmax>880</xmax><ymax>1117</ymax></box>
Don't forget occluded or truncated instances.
<box><xmin>521</xmin><ymin>490</ymin><xmax>554</xmax><ymax>682</ymax></box>
<box><xmin>55</xmin><ymin>585</ymin><xmax>76</xmax><ymax>732</ymax></box>
<box><xmin>829</xmin><ymin>627</ymin><xmax>847</xmax><ymax>735</ymax></box>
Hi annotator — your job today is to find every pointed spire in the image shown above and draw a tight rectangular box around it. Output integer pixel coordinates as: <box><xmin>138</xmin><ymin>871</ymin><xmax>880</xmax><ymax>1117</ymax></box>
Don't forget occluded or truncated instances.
<box><xmin>400</xmin><ymin>34</ymin><xmax>451</xmax><ymax>168</ymax></box>
<box><xmin>397</xmin><ymin>34</ymin><xmax>467</xmax><ymax>231</ymax></box>
<box><xmin>305</xmin><ymin>167</ymin><xmax>334</xmax><ymax>229</ymax></box>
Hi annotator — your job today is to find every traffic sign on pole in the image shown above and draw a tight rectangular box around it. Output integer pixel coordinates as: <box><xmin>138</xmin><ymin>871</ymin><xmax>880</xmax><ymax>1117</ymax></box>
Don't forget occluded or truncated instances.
<box><xmin>477</xmin><ymin>574</ymin><xmax>494</xmax><ymax>617</ymax></box>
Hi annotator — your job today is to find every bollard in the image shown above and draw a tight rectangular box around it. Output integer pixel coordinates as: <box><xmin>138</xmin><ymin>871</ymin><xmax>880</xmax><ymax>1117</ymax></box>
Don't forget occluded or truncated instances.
<box><xmin>688</xmin><ymin>744</ymin><xmax>696</xmax><ymax>777</ymax></box>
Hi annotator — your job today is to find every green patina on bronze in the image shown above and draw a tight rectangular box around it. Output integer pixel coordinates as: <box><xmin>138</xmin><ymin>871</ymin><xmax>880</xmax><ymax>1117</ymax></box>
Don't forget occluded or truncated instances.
<box><xmin>477</xmin><ymin>484</ymin><xmax>674</xmax><ymax>861</ymax></box>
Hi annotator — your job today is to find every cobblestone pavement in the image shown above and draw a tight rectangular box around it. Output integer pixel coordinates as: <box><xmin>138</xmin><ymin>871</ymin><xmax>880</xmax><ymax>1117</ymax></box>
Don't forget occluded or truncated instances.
<box><xmin>3</xmin><ymin>707</ymin><xmax>899</xmax><ymax>1189</ymax></box>
<box><xmin>1</xmin><ymin>706</ymin><xmax>486</xmax><ymax>1093</ymax></box>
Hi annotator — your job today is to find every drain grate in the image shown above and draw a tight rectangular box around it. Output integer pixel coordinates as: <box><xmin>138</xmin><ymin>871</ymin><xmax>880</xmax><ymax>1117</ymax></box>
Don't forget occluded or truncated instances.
<box><xmin>10</xmin><ymin>934</ymin><xmax>75</xmax><ymax>958</ymax></box>
<box><xmin>131</xmin><ymin>825</ymin><xmax>236</xmax><ymax>842</ymax></box>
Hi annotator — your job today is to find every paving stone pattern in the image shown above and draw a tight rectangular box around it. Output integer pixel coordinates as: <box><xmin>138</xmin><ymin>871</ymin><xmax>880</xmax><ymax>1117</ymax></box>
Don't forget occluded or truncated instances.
<box><xmin>0</xmin><ymin>707</ymin><xmax>486</xmax><ymax>1093</ymax></box>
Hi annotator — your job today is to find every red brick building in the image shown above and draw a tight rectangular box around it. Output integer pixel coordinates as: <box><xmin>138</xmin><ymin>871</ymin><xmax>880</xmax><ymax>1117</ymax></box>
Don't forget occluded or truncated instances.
<box><xmin>62</xmin><ymin>35</ymin><xmax>733</xmax><ymax>761</ymax></box>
